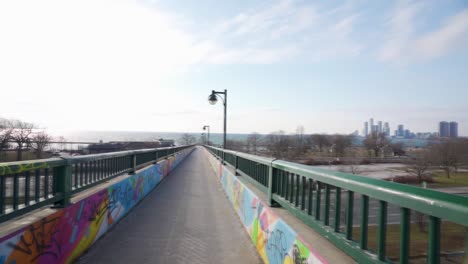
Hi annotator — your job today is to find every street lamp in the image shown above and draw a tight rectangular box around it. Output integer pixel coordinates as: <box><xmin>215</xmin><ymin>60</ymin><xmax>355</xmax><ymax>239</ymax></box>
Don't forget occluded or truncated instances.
<box><xmin>203</xmin><ymin>125</ymin><xmax>210</xmax><ymax>145</ymax></box>
<box><xmin>207</xmin><ymin>89</ymin><xmax>227</xmax><ymax>149</ymax></box>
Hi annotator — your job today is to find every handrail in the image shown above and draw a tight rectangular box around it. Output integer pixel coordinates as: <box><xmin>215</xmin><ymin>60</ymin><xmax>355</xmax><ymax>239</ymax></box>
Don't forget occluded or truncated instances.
<box><xmin>0</xmin><ymin>145</ymin><xmax>194</xmax><ymax>223</ymax></box>
<box><xmin>204</xmin><ymin>145</ymin><xmax>468</xmax><ymax>264</ymax></box>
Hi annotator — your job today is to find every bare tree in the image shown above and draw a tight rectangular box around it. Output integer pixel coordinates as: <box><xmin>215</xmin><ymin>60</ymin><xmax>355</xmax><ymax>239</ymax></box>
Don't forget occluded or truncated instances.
<box><xmin>247</xmin><ymin>132</ymin><xmax>262</xmax><ymax>155</ymax></box>
<box><xmin>390</xmin><ymin>142</ymin><xmax>405</xmax><ymax>156</ymax></box>
<box><xmin>10</xmin><ymin>120</ymin><xmax>35</xmax><ymax>161</ymax></box>
<box><xmin>226</xmin><ymin>139</ymin><xmax>245</xmax><ymax>151</ymax></box>
<box><xmin>364</xmin><ymin>132</ymin><xmax>390</xmax><ymax>157</ymax></box>
<box><xmin>295</xmin><ymin>125</ymin><xmax>305</xmax><ymax>143</ymax></box>
<box><xmin>332</xmin><ymin>135</ymin><xmax>353</xmax><ymax>157</ymax></box>
<box><xmin>265</xmin><ymin>131</ymin><xmax>291</xmax><ymax>159</ymax></box>
<box><xmin>179</xmin><ymin>133</ymin><xmax>196</xmax><ymax>145</ymax></box>
<box><xmin>430</xmin><ymin>139</ymin><xmax>464</xmax><ymax>178</ymax></box>
<box><xmin>0</xmin><ymin>119</ymin><xmax>13</xmax><ymax>148</ymax></box>
<box><xmin>406</xmin><ymin>151</ymin><xmax>431</xmax><ymax>183</ymax></box>
<box><xmin>291</xmin><ymin>125</ymin><xmax>308</xmax><ymax>158</ymax></box>
<box><xmin>31</xmin><ymin>132</ymin><xmax>52</xmax><ymax>159</ymax></box>
<box><xmin>0</xmin><ymin>119</ymin><xmax>13</xmax><ymax>161</ymax></box>
<box><xmin>310</xmin><ymin>134</ymin><xmax>331</xmax><ymax>152</ymax></box>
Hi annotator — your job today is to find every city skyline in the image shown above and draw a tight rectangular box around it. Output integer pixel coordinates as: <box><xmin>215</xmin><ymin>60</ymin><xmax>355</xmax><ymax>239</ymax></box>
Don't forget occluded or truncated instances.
<box><xmin>1</xmin><ymin>0</ymin><xmax>467</xmax><ymax>135</ymax></box>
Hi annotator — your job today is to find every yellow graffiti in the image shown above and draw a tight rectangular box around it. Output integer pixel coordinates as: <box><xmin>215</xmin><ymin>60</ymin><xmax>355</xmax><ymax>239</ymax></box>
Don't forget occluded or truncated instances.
<box><xmin>65</xmin><ymin>199</ymin><xmax>108</xmax><ymax>264</ymax></box>
<box><xmin>0</xmin><ymin>162</ymin><xmax>49</xmax><ymax>176</ymax></box>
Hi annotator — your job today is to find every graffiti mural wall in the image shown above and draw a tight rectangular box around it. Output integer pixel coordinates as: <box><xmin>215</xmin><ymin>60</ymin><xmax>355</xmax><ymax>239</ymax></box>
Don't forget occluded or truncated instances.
<box><xmin>204</xmin><ymin>150</ymin><xmax>327</xmax><ymax>264</ymax></box>
<box><xmin>0</xmin><ymin>149</ymin><xmax>193</xmax><ymax>264</ymax></box>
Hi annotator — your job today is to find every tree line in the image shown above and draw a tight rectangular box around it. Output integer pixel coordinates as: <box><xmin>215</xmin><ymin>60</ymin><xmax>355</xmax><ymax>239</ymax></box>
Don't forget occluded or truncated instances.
<box><xmin>0</xmin><ymin>118</ymin><xmax>54</xmax><ymax>161</ymax></box>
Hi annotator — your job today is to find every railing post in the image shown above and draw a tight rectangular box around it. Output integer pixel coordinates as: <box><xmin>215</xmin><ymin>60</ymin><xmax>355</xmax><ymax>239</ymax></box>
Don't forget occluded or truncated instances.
<box><xmin>154</xmin><ymin>150</ymin><xmax>159</xmax><ymax>164</ymax></box>
<box><xmin>267</xmin><ymin>165</ymin><xmax>274</xmax><ymax>206</ymax></box>
<box><xmin>234</xmin><ymin>155</ymin><xmax>239</xmax><ymax>175</ymax></box>
<box><xmin>54</xmin><ymin>160</ymin><xmax>72</xmax><ymax>207</ymax></box>
<box><xmin>129</xmin><ymin>154</ymin><xmax>137</xmax><ymax>174</ymax></box>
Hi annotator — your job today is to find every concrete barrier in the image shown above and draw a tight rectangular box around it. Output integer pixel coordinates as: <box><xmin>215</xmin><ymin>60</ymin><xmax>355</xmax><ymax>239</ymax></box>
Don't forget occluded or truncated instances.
<box><xmin>0</xmin><ymin>148</ymin><xmax>193</xmax><ymax>264</ymax></box>
<box><xmin>203</xmin><ymin>148</ymin><xmax>327</xmax><ymax>264</ymax></box>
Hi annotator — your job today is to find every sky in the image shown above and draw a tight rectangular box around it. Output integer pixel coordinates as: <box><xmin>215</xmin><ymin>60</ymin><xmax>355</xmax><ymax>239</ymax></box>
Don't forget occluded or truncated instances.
<box><xmin>0</xmin><ymin>0</ymin><xmax>467</xmax><ymax>136</ymax></box>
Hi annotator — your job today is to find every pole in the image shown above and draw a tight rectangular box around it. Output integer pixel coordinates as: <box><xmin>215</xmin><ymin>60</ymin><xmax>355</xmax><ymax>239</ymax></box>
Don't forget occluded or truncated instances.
<box><xmin>223</xmin><ymin>89</ymin><xmax>227</xmax><ymax>149</ymax></box>
<box><xmin>207</xmin><ymin>126</ymin><xmax>210</xmax><ymax>145</ymax></box>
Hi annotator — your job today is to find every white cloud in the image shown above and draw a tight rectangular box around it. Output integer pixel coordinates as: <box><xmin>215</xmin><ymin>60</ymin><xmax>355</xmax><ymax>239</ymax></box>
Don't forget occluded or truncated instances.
<box><xmin>379</xmin><ymin>3</ymin><xmax>468</xmax><ymax>63</ymax></box>
<box><xmin>200</xmin><ymin>0</ymin><xmax>362</xmax><ymax>64</ymax></box>
<box><xmin>413</xmin><ymin>9</ymin><xmax>468</xmax><ymax>60</ymax></box>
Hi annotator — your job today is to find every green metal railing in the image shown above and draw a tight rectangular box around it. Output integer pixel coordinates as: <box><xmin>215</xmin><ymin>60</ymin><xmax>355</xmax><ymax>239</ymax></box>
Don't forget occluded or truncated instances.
<box><xmin>0</xmin><ymin>145</ymin><xmax>193</xmax><ymax>223</ymax></box>
<box><xmin>205</xmin><ymin>145</ymin><xmax>468</xmax><ymax>264</ymax></box>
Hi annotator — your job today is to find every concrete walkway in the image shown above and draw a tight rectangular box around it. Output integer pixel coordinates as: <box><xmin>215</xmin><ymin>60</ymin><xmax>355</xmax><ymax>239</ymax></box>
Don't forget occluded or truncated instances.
<box><xmin>76</xmin><ymin>148</ymin><xmax>260</xmax><ymax>264</ymax></box>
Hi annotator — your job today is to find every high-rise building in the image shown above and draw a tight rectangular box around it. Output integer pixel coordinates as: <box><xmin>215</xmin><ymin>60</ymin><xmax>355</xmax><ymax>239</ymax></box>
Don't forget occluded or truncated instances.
<box><xmin>370</xmin><ymin>118</ymin><xmax>374</xmax><ymax>133</ymax></box>
<box><xmin>373</xmin><ymin>125</ymin><xmax>379</xmax><ymax>134</ymax></box>
<box><xmin>439</xmin><ymin>121</ymin><xmax>450</xmax><ymax>137</ymax></box>
<box><xmin>378</xmin><ymin>121</ymin><xmax>383</xmax><ymax>133</ymax></box>
<box><xmin>384</xmin><ymin>122</ymin><xmax>390</xmax><ymax>136</ymax></box>
<box><xmin>449</xmin><ymin>122</ymin><xmax>458</xmax><ymax>138</ymax></box>
<box><xmin>397</xmin><ymin>125</ymin><xmax>404</xmax><ymax>137</ymax></box>
<box><xmin>364</xmin><ymin>122</ymin><xmax>368</xmax><ymax>136</ymax></box>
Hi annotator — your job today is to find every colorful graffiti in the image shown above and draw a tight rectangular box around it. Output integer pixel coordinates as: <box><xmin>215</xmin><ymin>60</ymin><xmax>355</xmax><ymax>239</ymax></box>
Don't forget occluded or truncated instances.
<box><xmin>205</xmin><ymin>151</ymin><xmax>327</xmax><ymax>264</ymax></box>
<box><xmin>0</xmin><ymin>149</ymin><xmax>192</xmax><ymax>264</ymax></box>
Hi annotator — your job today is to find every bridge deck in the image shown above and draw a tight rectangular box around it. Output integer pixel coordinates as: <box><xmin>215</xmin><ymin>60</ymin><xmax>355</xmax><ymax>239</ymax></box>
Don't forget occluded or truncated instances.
<box><xmin>76</xmin><ymin>148</ymin><xmax>260</xmax><ymax>264</ymax></box>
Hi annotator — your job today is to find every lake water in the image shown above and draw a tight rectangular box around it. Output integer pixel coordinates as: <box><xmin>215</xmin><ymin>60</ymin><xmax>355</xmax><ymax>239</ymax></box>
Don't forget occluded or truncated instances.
<box><xmin>49</xmin><ymin>130</ymin><xmax>251</xmax><ymax>146</ymax></box>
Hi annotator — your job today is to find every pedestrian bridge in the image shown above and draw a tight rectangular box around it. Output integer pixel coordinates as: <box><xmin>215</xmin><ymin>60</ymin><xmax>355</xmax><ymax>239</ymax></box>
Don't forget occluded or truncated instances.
<box><xmin>0</xmin><ymin>146</ymin><xmax>467</xmax><ymax>264</ymax></box>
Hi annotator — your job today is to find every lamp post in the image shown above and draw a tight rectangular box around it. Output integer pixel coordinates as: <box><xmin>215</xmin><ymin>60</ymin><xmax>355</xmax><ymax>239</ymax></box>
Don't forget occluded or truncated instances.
<box><xmin>203</xmin><ymin>125</ymin><xmax>210</xmax><ymax>145</ymax></box>
<box><xmin>201</xmin><ymin>133</ymin><xmax>206</xmax><ymax>144</ymax></box>
<box><xmin>208</xmin><ymin>89</ymin><xmax>227</xmax><ymax>149</ymax></box>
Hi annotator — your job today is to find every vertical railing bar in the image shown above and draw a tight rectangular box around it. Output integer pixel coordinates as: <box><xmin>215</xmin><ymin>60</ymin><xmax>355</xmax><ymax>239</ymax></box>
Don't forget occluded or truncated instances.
<box><xmin>34</xmin><ymin>169</ymin><xmax>40</xmax><ymax>202</ymax></box>
<box><xmin>94</xmin><ymin>160</ymin><xmax>97</xmax><ymax>182</ymax></box>
<box><xmin>13</xmin><ymin>173</ymin><xmax>19</xmax><ymax>210</ymax></box>
<box><xmin>428</xmin><ymin>216</ymin><xmax>440</xmax><ymax>264</ymax></box>
<box><xmin>79</xmin><ymin>163</ymin><xmax>83</xmax><ymax>187</ymax></box>
<box><xmin>324</xmin><ymin>184</ymin><xmax>331</xmax><ymax>226</ymax></box>
<box><xmin>334</xmin><ymin>187</ymin><xmax>341</xmax><ymax>232</ymax></box>
<box><xmin>282</xmin><ymin>171</ymin><xmax>287</xmax><ymax>198</ymax></box>
<box><xmin>360</xmin><ymin>195</ymin><xmax>369</xmax><ymax>250</ymax></box>
<box><xmin>24</xmin><ymin>171</ymin><xmax>30</xmax><ymax>206</ymax></box>
<box><xmin>73</xmin><ymin>164</ymin><xmax>78</xmax><ymax>189</ymax></box>
<box><xmin>301</xmin><ymin>176</ymin><xmax>306</xmax><ymax>211</ymax></box>
<box><xmin>295</xmin><ymin>174</ymin><xmax>300</xmax><ymax>207</ymax></box>
<box><xmin>346</xmin><ymin>190</ymin><xmax>354</xmax><ymax>240</ymax></box>
<box><xmin>307</xmin><ymin>178</ymin><xmax>313</xmax><ymax>215</ymax></box>
<box><xmin>400</xmin><ymin>207</ymin><xmax>410</xmax><ymax>264</ymax></box>
<box><xmin>0</xmin><ymin>175</ymin><xmax>5</xmax><ymax>214</ymax></box>
<box><xmin>44</xmin><ymin>168</ymin><xmax>49</xmax><ymax>199</ymax></box>
<box><xmin>315</xmin><ymin>182</ymin><xmax>321</xmax><ymax>220</ymax></box>
<box><xmin>289</xmin><ymin>173</ymin><xmax>294</xmax><ymax>204</ymax></box>
<box><xmin>377</xmin><ymin>200</ymin><xmax>387</xmax><ymax>261</ymax></box>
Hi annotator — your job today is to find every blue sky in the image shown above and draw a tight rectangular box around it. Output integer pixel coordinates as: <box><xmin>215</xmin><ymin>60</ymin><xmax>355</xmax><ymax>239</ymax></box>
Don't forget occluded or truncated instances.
<box><xmin>0</xmin><ymin>0</ymin><xmax>467</xmax><ymax>135</ymax></box>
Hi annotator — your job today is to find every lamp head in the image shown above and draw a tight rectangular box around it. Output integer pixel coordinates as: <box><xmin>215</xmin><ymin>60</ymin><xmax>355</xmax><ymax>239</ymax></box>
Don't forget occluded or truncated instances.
<box><xmin>208</xmin><ymin>92</ymin><xmax>218</xmax><ymax>105</ymax></box>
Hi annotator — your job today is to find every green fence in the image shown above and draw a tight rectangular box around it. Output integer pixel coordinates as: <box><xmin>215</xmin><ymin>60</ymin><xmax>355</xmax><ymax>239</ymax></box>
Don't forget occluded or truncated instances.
<box><xmin>0</xmin><ymin>145</ymin><xmax>193</xmax><ymax>223</ymax></box>
<box><xmin>205</xmin><ymin>145</ymin><xmax>468</xmax><ymax>264</ymax></box>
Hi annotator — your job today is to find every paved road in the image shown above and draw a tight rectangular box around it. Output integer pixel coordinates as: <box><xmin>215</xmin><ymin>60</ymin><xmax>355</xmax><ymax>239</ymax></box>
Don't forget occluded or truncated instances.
<box><xmin>76</xmin><ymin>148</ymin><xmax>260</xmax><ymax>264</ymax></box>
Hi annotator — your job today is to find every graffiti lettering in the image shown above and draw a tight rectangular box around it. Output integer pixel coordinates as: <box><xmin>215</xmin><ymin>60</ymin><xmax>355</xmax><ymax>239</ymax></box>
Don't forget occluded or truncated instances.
<box><xmin>292</xmin><ymin>244</ymin><xmax>307</xmax><ymax>264</ymax></box>
<box><xmin>7</xmin><ymin>217</ymin><xmax>61</xmax><ymax>261</ymax></box>
<box><xmin>86</xmin><ymin>192</ymin><xmax>107</xmax><ymax>226</ymax></box>
<box><xmin>0</xmin><ymin>162</ymin><xmax>49</xmax><ymax>176</ymax></box>
<box><xmin>265</xmin><ymin>229</ymin><xmax>288</xmax><ymax>264</ymax></box>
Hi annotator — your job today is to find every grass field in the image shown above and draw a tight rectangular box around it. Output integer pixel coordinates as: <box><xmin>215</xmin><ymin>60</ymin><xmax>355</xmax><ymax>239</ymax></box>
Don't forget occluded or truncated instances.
<box><xmin>430</xmin><ymin>171</ymin><xmax>468</xmax><ymax>188</ymax></box>
<box><xmin>353</xmin><ymin>222</ymin><xmax>467</xmax><ymax>263</ymax></box>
